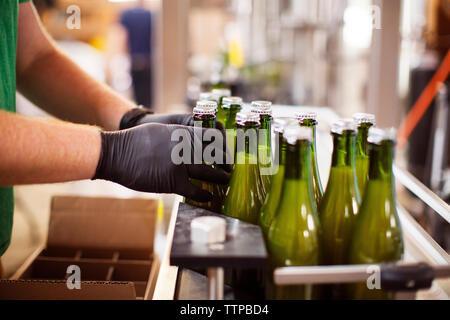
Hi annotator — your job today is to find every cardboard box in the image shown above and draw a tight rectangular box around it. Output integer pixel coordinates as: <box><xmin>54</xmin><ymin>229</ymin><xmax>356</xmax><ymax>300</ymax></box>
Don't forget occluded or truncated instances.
<box><xmin>0</xmin><ymin>196</ymin><xmax>159</xmax><ymax>300</ymax></box>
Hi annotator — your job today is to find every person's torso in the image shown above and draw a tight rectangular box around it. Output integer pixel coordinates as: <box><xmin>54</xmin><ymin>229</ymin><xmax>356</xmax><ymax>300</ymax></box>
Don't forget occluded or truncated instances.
<box><xmin>0</xmin><ymin>0</ymin><xmax>23</xmax><ymax>257</ymax></box>
<box><xmin>0</xmin><ymin>0</ymin><xmax>19</xmax><ymax>113</ymax></box>
<box><xmin>120</xmin><ymin>8</ymin><xmax>152</xmax><ymax>57</ymax></box>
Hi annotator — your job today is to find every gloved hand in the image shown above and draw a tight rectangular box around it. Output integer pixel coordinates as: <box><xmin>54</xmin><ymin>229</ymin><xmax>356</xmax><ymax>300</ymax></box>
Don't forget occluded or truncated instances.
<box><xmin>119</xmin><ymin>107</ymin><xmax>231</xmax><ymax>172</ymax></box>
<box><xmin>119</xmin><ymin>107</ymin><xmax>193</xmax><ymax>129</ymax></box>
<box><xmin>93</xmin><ymin>123</ymin><xmax>230</xmax><ymax>202</ymax></box>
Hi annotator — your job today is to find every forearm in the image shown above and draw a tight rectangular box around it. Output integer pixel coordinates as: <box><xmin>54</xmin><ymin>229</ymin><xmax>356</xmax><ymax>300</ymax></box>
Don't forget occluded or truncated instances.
<box><xmin>0</xmin><ymin>110</ymin><xmax>101</xmax><ymax>185</ymax></box>
<box><xmin>17</xmin><ymin>48</ymin><xmax>134</xmax><ymax>131</ymax></box>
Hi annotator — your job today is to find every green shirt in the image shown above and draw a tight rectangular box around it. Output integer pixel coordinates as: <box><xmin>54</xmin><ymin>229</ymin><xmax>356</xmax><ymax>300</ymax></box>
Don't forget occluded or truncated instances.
<box><xmin>0</xmin><ymin>0</ymin><xmax>30</xmax><ymax>256</ymax></box>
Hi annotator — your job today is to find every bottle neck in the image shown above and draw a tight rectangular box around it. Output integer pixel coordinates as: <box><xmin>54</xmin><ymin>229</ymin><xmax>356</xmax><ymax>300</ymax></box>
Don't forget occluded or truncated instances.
<box><xmin>236</xmin><ymin>122</ymin><xmax>260</xmax><ymax>159</ymax></box>
<box><xmin>331</xmin><ymin>131</ymin><xmax>357</xmax><ymax>168</ymax></box>
<box><xmin>355</xmin><ymin>123</ymin><xmax>372</xmax><ymax>158</ymax></box>
<box><xmin>300</xmin><ymin>121</ymin><xmax>318</xmax><ymax>160</ymax></box>
<box><xmin>368</xmin><ymin>141</ymin><xmax>395</xmax><ymax>183</ymax></box>
<box><xmin>273</xmin><ymin>133</ymin><xmax>286</xmax><ymax>166</ymax></box>
<box><xmin>193</xmin><ymin>114</ymin><xmax>216</xmax><ymax>129</ymax></box>
<box><xmin>259</xmin><ymin>114</ymin><xmax>272</xmax><ymax>148</ymax></box>
<box><xmin>225</xmin><ymin>104</ymin><xmax>241</xmax><ymax>115</ymax></box>
<box><xmin>284</xmin><ymin>140</ymin><xmax>311</xmax><ymax>181</ymax></box>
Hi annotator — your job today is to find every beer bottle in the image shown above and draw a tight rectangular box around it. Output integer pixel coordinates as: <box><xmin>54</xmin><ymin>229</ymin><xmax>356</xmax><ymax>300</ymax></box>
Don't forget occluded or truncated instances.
<box><xmin>320</xmin><ymin>119</ymin><xmax>361</xmax><ymax>265</ymax></box>
<box><xmin>212</xmin><ymin>88</ymin><xmax>231</xmax><ymax>125</ymax></box>
<box><xmin>222</xmin><ymin>112</ymin><xmax>265</xmax><ymax>224</ymax></box>
<box><xmin>250</xmin><ymin>101</ymin><xmax>273</xmax><ymax>193</ymax></box>
<box><xmin>349</xmin><ymin>127</ymin><xmax>404</xmax><ymax>299</ymax></box>
<box><xmin>258</xmin><ymin>118</ymin><xmax>294</xmax><ymax>239</ymax></box>
<box><xmin>353</xmin><ymin>113</ymin><xmax>376</xmax><ymax>199</ymax></box>
<box><xmin>268</xmin><ymin>126</ymin><xmax>321</xmax><ymax>300</ymax></box>
<box><xmin>185</xmin><ymin>100</ymin><xmax>223</xmax><ymax>212</ymax></box>
<box><xmin>222</xmin><ymin>96</ymin><xmax>243</xmax><ymax>162</ymax></box>
<box><xmin>297</xmin><ymin>112</ymin><xmax>324</xmax><ymax>207</ymax></box>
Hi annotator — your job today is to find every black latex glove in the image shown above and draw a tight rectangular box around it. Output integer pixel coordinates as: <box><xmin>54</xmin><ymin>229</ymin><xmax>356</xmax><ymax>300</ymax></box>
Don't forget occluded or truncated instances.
<box><xmin>120</xmin><ymin>108</ymin><xmax>231</xmax><ymax>172</ymax></box>
<box><xmin>93</xmin><ymin>123</ymin><xmax>230</xmax><ymax>202</ymax></box>
<box><xmin>120</xmin><ymin>107</ymin><xmax>193</xmax><ymax>129</ymax></box>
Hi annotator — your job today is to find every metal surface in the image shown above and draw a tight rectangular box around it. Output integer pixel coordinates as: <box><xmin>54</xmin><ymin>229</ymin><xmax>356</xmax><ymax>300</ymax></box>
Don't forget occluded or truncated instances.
<box><xmin>207</xmin><ymin>267</ymin><xmax>224</xmax><ymax>300</ymax></box>
<box><xmin>170</xmin><ymin>203</ymin><xmax>267</xmax><ymax>269</ymax></box>
<box><xmin>274</xmin><ymin>263</ymin><xmax>450</xmax><ymax>285</ymax></box>
<box><xmin>394</xmin><ymin>165</ymin><xmax>450</xmax><ymax>223</ymax></box>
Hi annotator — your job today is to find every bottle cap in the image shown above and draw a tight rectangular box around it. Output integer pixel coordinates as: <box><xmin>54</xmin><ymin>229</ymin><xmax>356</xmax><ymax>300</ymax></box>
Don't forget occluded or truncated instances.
<box><xmin>236</xmin><ymin>111</ymin><xmax>260</xmax><ymax>125</ymax></box>
<box><xmin>191</xmin><ymin>216</ymin><xmax>226</xmax><ymax>244</ymax></box>
<box><xmin>283</xmin><ymin>126</ymin><xmax>312</xmax><ymax>145</ymax></box>
<box><xmin>296</xmin><ymin>111</ymin><xmax>317</xmax><ymax>122</ymax></box>
<box><xmin>250</xmin><ymin>101</ymin><xmax>272</xmax><ymax>115</ymax></box>
<box><xmin>368</xmin><ymin>127</ymin><xmax>397</xmax><ymax>145</ymax></box>
<box><xmin>199</xmin><ymin>92</ymin><xmax>219</xmax><ymax>102</ymax></box>
<box><xmin>212</xmin><ymin>88</ymin><xmax>231</xmax><ymax>97</ymax></box>
<box><xmin>193</xmin><ymin>100</ymin><xmax>217</xmax><ymax>115</ymax></box>
<box><xmin>331</xmin><ymin>119</ymin><xmax>356</xmax><ymax>134</ymax></box>
<box><xmin>222</xmin><ymin>96</ymin><xmax>243</xmax><ymax>109</ymax></box>
<box><xmin>272</xmin><ymin>118</ymin><xmax>297</xmax><ymax>133</ymax></box>
<box><xmin>352</xmin><ymin>113</ymin><xmax>376</xmax><ymax>125</ymax></box>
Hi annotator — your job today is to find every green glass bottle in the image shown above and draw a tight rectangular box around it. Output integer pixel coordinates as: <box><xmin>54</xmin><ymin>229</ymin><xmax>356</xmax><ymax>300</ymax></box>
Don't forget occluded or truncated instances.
<box><xmin>320</xmin><ymin>119</ymin><xmax>361</xmax><ymax>264</ymax></box>
<box><xmin>222</xmin><ymin>112</ymin><xmax>265</xmax><ymax>224</ymax></box>
<box><xmin>349</xmin><ymin>127</ymin><xmax>404</xmax><ymax>300</ymax></box>
<box><xmin>268</xmin><ymin>126</ymin><xmax>321</xmax><ymax>300</ymax></box>
<box><xmin>222</xmin><ymin>96</ymin><xmax>243</xmax><ymax>162</ymax></box>
<box><xmin>212</xmin><ymin>88</ymin><xmax>231</xmax><ymax>125</ymax></box>
<box><xmin>258</xmin><ymin>118</ymin><xmax>295</xmax><ymax>239</ymax></box>
<box><xmin>353</xmin><ymin>113</ymin><xmax>376</xmax><ymax>199</ymax></box>
<box><xmin>184</xmin><ymin>100</ymin><xmax>223</xmax><ymax>212</ymax></box>
<box><xmin>250</xmin><ymin>101</ymin><xmax>273</xmax><ymax>194</ymax></box>
<box><xmin>297</xmin><ymin>112</ymin><xmax>324</xmax><ymax>207</ymax></box>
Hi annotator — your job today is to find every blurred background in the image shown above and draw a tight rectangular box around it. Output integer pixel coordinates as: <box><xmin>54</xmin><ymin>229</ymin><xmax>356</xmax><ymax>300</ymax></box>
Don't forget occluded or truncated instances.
<box><xmin>4</xmin><ymin>0</ymin><xmax>449</xmax><ymax>277</ymax></box>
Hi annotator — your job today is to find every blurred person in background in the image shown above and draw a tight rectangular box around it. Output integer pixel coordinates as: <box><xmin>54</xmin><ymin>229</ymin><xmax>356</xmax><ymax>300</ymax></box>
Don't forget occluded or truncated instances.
<box><xmin>119</xmin><ymin>0</ymin><xmax>153</xmax><ymax>109</ymax></box>
<box><xmin>0</xmin><ymin>1</ymin><xmax>229</xmax><ymax>277</ymax></box>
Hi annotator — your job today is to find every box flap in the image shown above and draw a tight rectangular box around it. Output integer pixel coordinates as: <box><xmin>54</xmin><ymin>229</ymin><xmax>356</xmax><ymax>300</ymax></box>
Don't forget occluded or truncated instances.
<box><xmin>48</xmin><ymin>196</ymin><xmax>157</xmax><ymax>250</ymax></box>
<box><xmin>0</xmin><ymin>280</ymin><xmax>136</xmax><ymax>300</ymax></box>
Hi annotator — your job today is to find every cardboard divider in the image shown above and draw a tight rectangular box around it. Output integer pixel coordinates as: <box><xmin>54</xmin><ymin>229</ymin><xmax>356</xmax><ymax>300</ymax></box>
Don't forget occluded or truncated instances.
<box><xmin>3</xmin><ymin>196</ymin><xmax>160</xmax><ymax>300</ymax></box>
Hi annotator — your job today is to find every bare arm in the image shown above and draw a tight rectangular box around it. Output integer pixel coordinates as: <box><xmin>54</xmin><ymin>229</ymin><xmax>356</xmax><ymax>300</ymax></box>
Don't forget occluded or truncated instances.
<box><xmin>16</xmin><ymin>3</ymin><xmax>135</xmax><ymax>131</ymax></box>
<box><xmin>0</xmin><ymin>110</ymin><xmax>100</xmax><ymax>185</ymax></box>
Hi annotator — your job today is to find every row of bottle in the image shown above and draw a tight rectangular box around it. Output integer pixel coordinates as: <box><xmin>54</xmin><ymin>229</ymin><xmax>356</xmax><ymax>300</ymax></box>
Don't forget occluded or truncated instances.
<box><xmin>186</xmin><ymin>90</ymin><xmax>404</xmax><ymax>299</ymax></box>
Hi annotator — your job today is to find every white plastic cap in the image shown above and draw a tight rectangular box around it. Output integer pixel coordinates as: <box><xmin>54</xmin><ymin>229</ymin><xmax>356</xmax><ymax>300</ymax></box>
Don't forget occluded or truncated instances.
<box><xmin>353</xmin><ymin>113</ymin><xmax>376</xmax><ymax>126</ymax></box>
<box><xmin>194</xmin><ymin>101</ymin><xmax>218</xmax><ymax>114</ymax></box>
<box><xmin>250</xmin><ymin>101</ymin><xmax>272</xmax><ymax>115</ymax></box>
<box><xmin>283</xmin><ymin>126</ymin><xmax>312</xmax><ymax>145</ymax></box>
<box><xmin>191</xmin><ymin>216</ymin><xmax>226</xmax><ymax>244</ymax></box>
<box><xmin>368</xmin><ymin>127</ymin><xmax>397</xmax><ymax>145</ymax></box>
<box><xmin>331</xmin><ymin>119</ymin><xmax>356</xmax><ymax>134</ymax></box>
<box><xmin>199</xmin><ymin>92</ymin><xmax>219</xmax><ymax>102</ymax></box>
<box><xmin>212</xmin><ymin>88</ymin><xmax>231</xmax><ymax>97</ymax></box>
<box><xmin>296</xmin><ymin>111</ymin><xmax>317</xmax><ymax>122</ymax></box>
<box><xmin>222</xmin><ymin>96</ymin><xmax>243</xmax><ymax>108</ymax></box>
<box><xmin>236</xmin><ymin>111</ymin><xmax>260</xmax><ymax>125</ymax></box>
<box><xmin>272</xmin><ymin>118</ymin><xmax>297</xmax><ymax>133</ymax></box>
